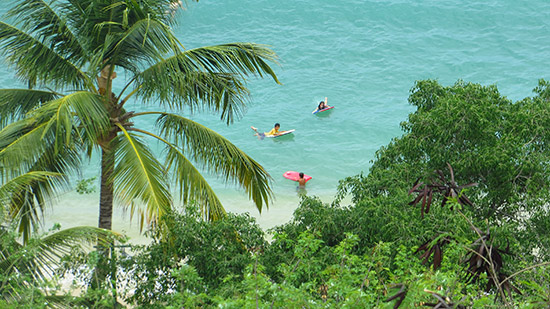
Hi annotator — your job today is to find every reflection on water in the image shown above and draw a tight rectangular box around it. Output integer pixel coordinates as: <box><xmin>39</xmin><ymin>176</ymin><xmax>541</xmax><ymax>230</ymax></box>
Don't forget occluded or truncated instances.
<box><xmin>272</xmin><ymin>133</ymin><xmax>295</xmax><ymax>143</ymax></box>
<box><xmin>314</xmin><ymin>108</ymin><xmax>335</xmax><ymax>118</ymax></box>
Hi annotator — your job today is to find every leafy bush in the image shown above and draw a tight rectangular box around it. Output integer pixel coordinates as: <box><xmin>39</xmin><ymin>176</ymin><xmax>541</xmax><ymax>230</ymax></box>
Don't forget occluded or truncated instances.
<box><xmin>123</xmin><ymin>206</ymin><xmax>266</xmax><ymax>306</ymax></box>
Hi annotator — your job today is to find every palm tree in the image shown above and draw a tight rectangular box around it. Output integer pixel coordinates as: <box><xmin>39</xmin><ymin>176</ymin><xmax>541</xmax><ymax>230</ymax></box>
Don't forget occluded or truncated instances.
<box><xmin>0</xmin><ymin>0</ymin><xmax>280</xmax><ymax>235</ymax></box>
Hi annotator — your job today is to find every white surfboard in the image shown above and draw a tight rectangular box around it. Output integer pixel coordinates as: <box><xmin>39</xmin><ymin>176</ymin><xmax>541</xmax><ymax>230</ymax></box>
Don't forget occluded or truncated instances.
<box><xmin>266</xmin><ymin>129</ymin><xmax>295</xmax><ymax>137</ymax></box>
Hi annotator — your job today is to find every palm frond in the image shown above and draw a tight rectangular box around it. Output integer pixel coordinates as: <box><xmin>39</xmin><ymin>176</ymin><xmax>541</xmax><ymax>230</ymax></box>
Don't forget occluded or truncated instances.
<box><xmin>112</xmin><ymin>126</ymin><xmax>172</xmax><ymax>229</ymax></box>
<box><xmin>0</xmin><ymin>226</ymin><xmax>120</xmax><ymax>297</ymax></box>
<box><xmin>126</xmin><ymin>127</ymin><xmax>226</xmax><ymax>220</ymax></box>
<box><xmin>124</xmin><ymin>127</ymin><xmax>227</xmax><ymax>220</ymax></box>
<box><xmin>128</xmin><ymin>128</ymin><xmax>227</xmax><ymax>220</ymax></box>
<box><xmin>0</xmin><ymin>172</ymin><xmax>59</xmax><ymax>207</ymax></box>
<box><xmin>62</xmin><ymin>0</ymin><xmax>180</xmax><ymax>76</ymax></box>
<box><xmin>138</xmin><ymin>69</ymin><xmax>249</xmax><ymax>124</ymax></box>
<box><xmin>33</xmin><ymin>91</ymin><xmax>111</xmax><ymax>149</ymax></box>
<box><xmin>34</xmin><ymin>226</ymin><xmax>119</xmax><ymax>276</ymax></box>
<box><xmin>0</xmin><ymin>21</ymin><xmax>92</xmax><ymax>90</ymax></box>
<box><xmin>9</xmin><ymin>190</ymin><xmax>42</xmax><ymax>245</ymax></box>
<box><xmin>109</xmin><ymin>16</ymin><xmax>180</xmax><ymax>70</ymax></box>
<box><xmin>0</xmin><ymin>116</ymin><xmax>82</xmax><ymax>177</ymax></box>
<box><xmin>0</xmin><ymin>113</ymin><xmax>83</xmax><ymax>242</ymax></box>
<box><xmin>166</xmin><ymin>145</ymin><xmax>226</xmax><ymax>220</ymax></box>
<box><xmin>0</xmin><ymin>120</ymin><xmax>52</xmax><ymax>174</ymax></box>
<box><xmin>0</xmin><ymin>92</ymin><xmax>104</xmax><ymax>241</ymax></box>
<box><xmin>157</xmin><ymin>113</ymin><xmax>272</xmax><ymax>213</ymax></box>
<box><xmin>0</xmin><ymin>89</ymin><xmax>58</xmax><ymax>126</ymax></box>
<box><xmin>0</xmin><ymin>171</ymin><xmax>60</xmax><ymax>243</ymax></box>
<box><xmin>135</xmin><ymin>43</ymin><xmax>280</xmax><ymax>123</ymax></box>
<box><xmin>183</xmin><ymin>43</ymin><xmax>280</xmax><ymax>81</ymax></box>
<box><xmin>6</xmin><ymin>0</ymin><xmax>87</xmax><ymax>65</ymax></box>
<box><xmin>4</xmin><ymin>146</ymin><xmax>81</xmax><ymax>244</ymax></box>
<box><xmin>18</xmin><ymin>145</ymin><xmax>82</xmax><ymax>241</ymax></box>
<box><xmin>0</xmin><ymin>91</ymin><xmax>108</xmax><ymax>173</ymax></box>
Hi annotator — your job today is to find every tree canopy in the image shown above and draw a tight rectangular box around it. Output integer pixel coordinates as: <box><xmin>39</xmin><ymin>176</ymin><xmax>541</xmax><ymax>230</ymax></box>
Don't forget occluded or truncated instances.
<box><xmin>351</xmin><ymin>79</ymin><xmax>550</xmax><ymax>222</ymax></box>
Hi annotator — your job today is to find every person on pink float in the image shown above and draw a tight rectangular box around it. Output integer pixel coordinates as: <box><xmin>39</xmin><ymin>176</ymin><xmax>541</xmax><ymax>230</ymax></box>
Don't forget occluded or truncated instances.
<box><xmin>312</xmin><ymin>97</ymin><xmax>330</xmax><ymax>113</ymax></box>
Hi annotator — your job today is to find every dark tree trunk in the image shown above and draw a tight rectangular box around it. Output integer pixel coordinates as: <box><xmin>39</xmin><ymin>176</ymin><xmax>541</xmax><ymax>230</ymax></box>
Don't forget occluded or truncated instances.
<box><xmin>92</xmin><ymin>141</ymin><xmax>116</xmax><ymax>290</ymax></box>
<box><xmin>99</xmin><ymin>147</ymin><xmax>114</xmax><ymax>230</ymax></box>
<box><xmin>92</xmin><ymin>64</ymin><xmax>119</xmax><ymax>290</ymax></box>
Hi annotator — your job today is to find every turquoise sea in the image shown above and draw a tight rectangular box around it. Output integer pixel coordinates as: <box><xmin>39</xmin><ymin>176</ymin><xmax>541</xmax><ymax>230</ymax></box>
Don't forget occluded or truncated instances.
<box><xmin>1</xmin><ymin>1</ymin><xmax>550</xmax><ymax>241</ymax></box>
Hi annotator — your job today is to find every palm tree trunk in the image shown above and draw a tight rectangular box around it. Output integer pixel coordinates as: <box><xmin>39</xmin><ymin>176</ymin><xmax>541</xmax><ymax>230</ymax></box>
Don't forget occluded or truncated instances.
<box><xmin>98</xmin><ymin>63</ymin><xmax>118</xmax><ymax>231</ymax></box>
<box><xmin>92</xmin><ymin>146</ymin><xmax>115</xmax><ymax>289</ymax></box>
<box><xmin>99</xmin><ymin>147</ymin><xmax>114</xmax><ymax>230</ymax></box>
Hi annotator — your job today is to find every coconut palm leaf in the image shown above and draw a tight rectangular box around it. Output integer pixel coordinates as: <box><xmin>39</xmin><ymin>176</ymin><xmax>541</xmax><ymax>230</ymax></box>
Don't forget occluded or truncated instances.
<box><xmin>0</xmin><ymin>120</ymin><xmax>52</xmax><ymax>173</ymax></box>
<box><xmin>0</xmin><ymin>119</ymin><xmax>82</xmax><ymax>178</ymax></box>
<box><xmin>0</xmin><ymin>118</ymin><xmax>82</xmax><ymax>243</ymax></box>
<box><xmin>1</xmin><ymin>153</ymin><xmax>75</xmax><ymax>244</ymax></box>
<box><xmin>15</xmin><ymin>147</ymin><xmax>82</xmax><ymax>243</ymax></box>
<box><xmin>156</xmin><ymin>113</ymin><xmax>272</xmax><ymax>213</ymax></box>
<box><xmin>184</xmin><ymin>43</ymin><xmax>280</xmax><ymax>80</ymax></box>
<box><xmin>0</xmin><ymin>91</ymin><xmax>107</xmax><ymax>172</ymax></box>
<box><xmin>0</xmin><ymin>89</ymin><xmax>58</xmax><ymax>125</ymax></box>
<box><xmin>33</xmin><ymin>226</ymin><xmax>118</xmax><ymax>275</ymax></box>
<box><xmin>0</xmin><ymin>225</ymin><xmax>120</xmax><ymax>302</ymax></box>
<box><xmin>0</xmin><ymin>172</ymin><xmax>60</xmax><ymax>242</ymax></box>
<box><xmin>135</xmin><ymin>43</ymin><xmax>280</xmax><ymax>123</ymax></box>
<box><xmin>138</xmin><ymin>70</ymin><xmax>249</xmax><ymax>124</ymax></box>
<box><xmin>112</xmin><ymin>126</ymin><xmax>171</xmax><ymax>228</ymax></box>
<box><xmin>108</xmin><ymin>16</ymin><xmax>180</xmax><ymax>69</ymax></box>
<box><xmin>0</xmin><ymin>21</ymin><xmax>92</xmax><ymax>90</ymax></box>
<box><xmin>67</xmin><ymin>0</ymin><xmax>180</xmax><ymax>75</ymax></box>
<box><xmin>164</xmin><ymin>141</ymin><xmax>226</xmax><ymax>220</ymax></box>
<box><xmin>0</xmin><ymin>171</ymin><xmax>59</xmax><ymax>206</ymax></box>
<box><xmin>129</xmin><ymin>127</ymin><xmax>226</xmax><ymax>220</ymax></box>
<box><xmin>6</xmin><ymin>0</ymin><xmax>86</xmax><ymax>65</ymax></box>
<box><xmin>34</xmin><ymin>91</ymin><xmax>110</xmax><ymax>149</ymax></box>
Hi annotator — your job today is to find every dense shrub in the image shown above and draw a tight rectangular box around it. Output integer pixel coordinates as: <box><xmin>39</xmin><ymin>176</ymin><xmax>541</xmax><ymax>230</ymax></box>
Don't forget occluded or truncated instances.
<box><xmin>122</xmin><ymin>206</ymin><xmax>266</xmax><ymax>306</ymax></box>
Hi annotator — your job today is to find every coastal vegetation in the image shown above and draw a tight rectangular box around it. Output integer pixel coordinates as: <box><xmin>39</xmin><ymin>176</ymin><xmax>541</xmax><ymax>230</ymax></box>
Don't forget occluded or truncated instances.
<box><xmin>3</xmin><ymin>75</ymin><xmax>550</xmax><ymax>306</ymax></box>
<box><xmin>0</xmin><ymin>0</ymin><xmax>549</xmax><ymax>308</ymax></box>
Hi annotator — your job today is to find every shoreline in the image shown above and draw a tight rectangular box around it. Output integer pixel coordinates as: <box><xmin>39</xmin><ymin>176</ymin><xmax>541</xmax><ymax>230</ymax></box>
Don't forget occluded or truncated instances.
<box><xmin>43</xmin><ymin>188</ymin><xmax>343</xmax><ymax>244</ymax></box>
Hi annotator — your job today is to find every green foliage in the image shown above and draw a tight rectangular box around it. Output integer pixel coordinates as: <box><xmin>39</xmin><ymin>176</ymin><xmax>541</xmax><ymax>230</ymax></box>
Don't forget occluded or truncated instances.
<box><xmin>366</xmin><ymin>79</ymin><xmax>550</xmax><ymax>221</ymax></box>
<box><xmin>3</xmin><ymin>70</ymin><xmax>550</xmax><ymax>307</ymax></box>
<box><xmin>75</xmin><ymin>177</ymin><xmax>97</xmax><ymax>194</ymax></box>
<box><xmin>337</xmin><ymin>79</ymin><xmax>550</xmax><ymax>264</ymax></box>
<box><xmin>0</xmin><ymin>223</ymin><xmax>120</xmax><ymax>307</ymax></box>
<box><xmin>122</xmin><ymin>206</ymin><xmax>266</xmax><ymax>306</ymax></box>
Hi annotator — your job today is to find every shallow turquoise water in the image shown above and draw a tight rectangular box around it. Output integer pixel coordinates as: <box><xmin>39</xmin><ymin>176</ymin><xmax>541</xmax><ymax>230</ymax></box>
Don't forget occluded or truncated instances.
<box><xmin>1</xmin><ymin>1</ymin><xmax>550</xmax><ymax>236</ymax></box>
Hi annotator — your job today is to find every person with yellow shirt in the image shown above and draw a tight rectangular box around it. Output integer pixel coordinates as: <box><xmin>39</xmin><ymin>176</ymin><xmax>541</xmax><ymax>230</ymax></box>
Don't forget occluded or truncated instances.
<box><xmin>251</xmin><ymin>123</ymin><xmax>281</xmax><ymax>137</ymax></box>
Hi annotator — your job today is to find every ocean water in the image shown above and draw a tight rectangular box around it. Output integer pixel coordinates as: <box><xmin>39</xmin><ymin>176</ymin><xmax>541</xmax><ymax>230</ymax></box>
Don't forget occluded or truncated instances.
<box><xmin>1</xmin><ymin>1</ymin><xmax>550</xmax><ymax>241</ymax></box>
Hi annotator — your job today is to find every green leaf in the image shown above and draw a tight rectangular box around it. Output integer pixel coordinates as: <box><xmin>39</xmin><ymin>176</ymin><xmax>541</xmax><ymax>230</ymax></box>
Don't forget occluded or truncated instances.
<box><xmin>6</xmin><ymin>0</ymin><xmax>86</xmax><ymax>65</ymax></box>
<box><xmin>112</xmin><ymin>126</ymin><xmax>172</xmax><ymax>228</ymax></box>
<box><xmin>164</xmin><ymin>142</ymin><xmax>226</xmax><ymax>221</ymax></box>
<box><xmin>0</xmin><ymin>21</ymin><xmax>92</xmax><ymax>90</ymax></box>
<box><xmin>0</xmin><ymin>225</ymin><xmax>120</xmax><ymax>297</ymax></box>
<box><xmin>135</xmin><ymin>43</ymin><xmax>280</xmax><ymax>124</ymax></box>
<box><xmin>0</xmin><ymin>89</ymin><xmax>58</xmax><ymax>125</ymax></box>
<box><xmin>157</xmin><ymin>113</ymin><xmax>272</xmax><ymax>213</ymax></box>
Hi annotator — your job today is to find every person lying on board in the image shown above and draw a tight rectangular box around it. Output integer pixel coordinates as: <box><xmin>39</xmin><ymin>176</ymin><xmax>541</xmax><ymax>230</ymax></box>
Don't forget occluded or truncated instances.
<box><xmin>251</xmin><ymin>123</ymin><xmax>281</xmax><ymax>137</ymax></box>
<box><xmin>312</xmin><ymin>97</ymin><xmax>330</xmax><ymax>113</ymax></box>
